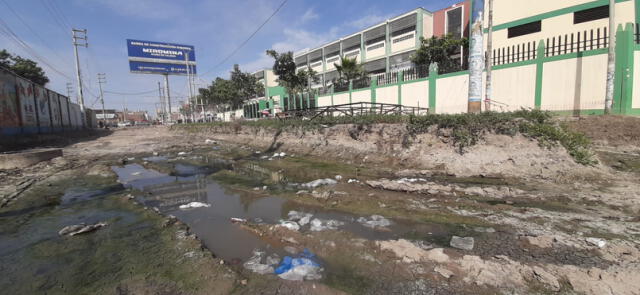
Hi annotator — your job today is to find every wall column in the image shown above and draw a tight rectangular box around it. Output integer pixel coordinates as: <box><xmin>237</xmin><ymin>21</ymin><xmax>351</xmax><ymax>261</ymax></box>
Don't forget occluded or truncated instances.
<box><xmin>371</xmin><ymin>77</ymin><xmax>378</xmax><ymax>104</ymax></box>
<box><xmin>613</xmin><ymin>24</ymin><xmax>635</xmax><ymax>114</ymax></box>
<box><xmin>534</xmin><ymin>41</ymin><xmax>546</xmax><ymax>109</ymax></box>
<box><xmin>398</xmin><ymin>71</ymin><xmax>404</xmax><ymax>105</ymax></box>
<box><xmin>428</xmin><ymin>63</ymin><xmax>438</xmax><ymax>113</ymax></box>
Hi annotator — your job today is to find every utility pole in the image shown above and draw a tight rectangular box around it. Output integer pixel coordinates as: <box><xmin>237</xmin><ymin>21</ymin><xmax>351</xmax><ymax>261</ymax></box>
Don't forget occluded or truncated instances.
<box><xmin>66</xmin><ymin>83</ymin><xmax>73</xmax><ymax>98</ymax></box>
<box><xmin>484</xmin><ymin>0</ymin><xmax>494</xmax><ymax>112</ymax></box>
<box><xmin>97</xmin><ymin>73</ymin><xmax>106</xmax><ymax>128</ymax></box>
<box><xmin>123</xmin><ymin>96</ymin><xmax>127</xmax><ymax>123</ymax></box>
<box><xmin>604</xmin><ymin>0</ymin><xmax>616</xmax><ymax>114</ymax></box>
<box><xmin>184</xmin><ymin>51</ymin><xmax>195</xmax><ymax>122</ymax></box>
<box><xmin>164</xmin><ymin>74</ymin><xmax>172</xmax><ymax>123</ymax></box>
<box><xmin>72</xmin><ymin>29</ymin><xmax>88</xmax><ymax>111</ymax></box>
<box><xmin>467</xmin><ymin>0</ymin><xmax>485</xmax><ymax>113</ymax></box>
<box><xmin>158</xmin><ymin>82</ymin><xmax>165</xmax><ymax>124</ymax></box>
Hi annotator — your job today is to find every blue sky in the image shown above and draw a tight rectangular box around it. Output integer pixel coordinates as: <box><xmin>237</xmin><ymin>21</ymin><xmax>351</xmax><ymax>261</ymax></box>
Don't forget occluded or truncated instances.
<box><xmin>1</xmin><ymin>0</ymin><xmax>460</xmax><ymax>114</ymax></box>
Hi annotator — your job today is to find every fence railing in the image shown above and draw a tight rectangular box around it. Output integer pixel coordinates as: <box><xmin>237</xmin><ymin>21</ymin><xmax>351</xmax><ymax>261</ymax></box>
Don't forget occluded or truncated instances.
<box><xmin>401</xmin><ymin>64</ymin><xmax>430</xmax><ymax>82</ymax></box>
<box><xmin>277</xmin><ymin>102</ymin><xmax>429</xmax><ymax>121</ymax></box>
<box><xmin>635</xmin><ymin>23</ymin><xmax>640</xmax><ymax>44</ymax></box>
<box><xmin>352</xmin><ymin>76</ymin><xmax>371</xmax><ymax>90</ymax></box>
<box><xmin>491</xmin><ymin>26</ymin><xmax>610</xmax><ymax>66</ymax></box>
<box><xmin>373</xmin><ymin>71</ymin><xmax>399</xmax><ymax>86</ymax></box>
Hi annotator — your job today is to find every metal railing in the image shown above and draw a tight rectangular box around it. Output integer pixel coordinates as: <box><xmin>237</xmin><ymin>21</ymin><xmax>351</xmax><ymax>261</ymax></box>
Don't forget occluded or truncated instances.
<box><xmin>277</xmin><ymin>102</ymin><xmax>429</xmax><ymax>121</ymax></box>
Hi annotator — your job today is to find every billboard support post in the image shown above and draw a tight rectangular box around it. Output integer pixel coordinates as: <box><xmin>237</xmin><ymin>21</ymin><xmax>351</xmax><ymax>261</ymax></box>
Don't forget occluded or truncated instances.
<box><xmin>185</xmin><ymin>52</ymin><xmax>195</xmax><ymax>122</ymax></box>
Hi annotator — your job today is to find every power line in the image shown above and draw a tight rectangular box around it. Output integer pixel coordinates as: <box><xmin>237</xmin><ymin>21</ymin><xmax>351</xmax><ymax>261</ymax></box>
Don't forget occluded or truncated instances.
<box><xmin>0</xmin><ymin>19</ymin><xmax>73</xmax><ymax>80</ymax></box>
<box><xmin>40</xmin><ymin>0</ymin><xmax>71</xmax><ymax>34</ymax></box>
<box><xmin>0</xmin><ymin>0</ymin><xmax>73</xmax><ymax>71</ymax></box>
<box><xmin>104</xmin><ymin>89</ymin><xmax>158</xmax><ymax>95</ymax></box>
<box><xmin>201</xmin><ymin>0</ymin><xmax>288</xmax><ymax>77</ymax></box>
<box><xmin>47</xmin><ymin>0</ymin><xmax>73</xmax><ymax>29</ymax></box>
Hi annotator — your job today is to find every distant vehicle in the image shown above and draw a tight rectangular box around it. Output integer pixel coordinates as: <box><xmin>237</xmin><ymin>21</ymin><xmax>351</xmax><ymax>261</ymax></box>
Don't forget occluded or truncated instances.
<box><xmin>117</xmin><ymin>121</ymin><xmax>132</xmax><ymax>127</ymax></box>
<box><xmin>135</xmin><ymin>121</ymin><xmax>151</xmax><ymax>127</ymax></box>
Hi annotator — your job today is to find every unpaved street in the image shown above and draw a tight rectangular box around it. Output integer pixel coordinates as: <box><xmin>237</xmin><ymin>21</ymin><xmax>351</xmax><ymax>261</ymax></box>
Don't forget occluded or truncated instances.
<box><xmin>1</xmin><ymin>120</ymin><xmax>640</xmax><ymax>294</ymax></box>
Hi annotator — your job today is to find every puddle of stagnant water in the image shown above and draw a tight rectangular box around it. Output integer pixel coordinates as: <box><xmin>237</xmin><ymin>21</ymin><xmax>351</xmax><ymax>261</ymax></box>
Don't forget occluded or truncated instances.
<box><xmin>111</xmin><ymin>163</ymin><xmax>453</xmax><ymax>263</ymax></box>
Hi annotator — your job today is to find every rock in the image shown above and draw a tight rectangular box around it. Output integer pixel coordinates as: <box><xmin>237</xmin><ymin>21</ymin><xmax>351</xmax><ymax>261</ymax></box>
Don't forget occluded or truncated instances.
<box><xmin>357</xmin><ymin>215</ymin><xmax>392</xmax><ymax>228</ymax></box>
<box><xmin>243</xmin><ymin>250</ymin><xmax>274</xmax><ymax>275</ymax></box>
<box><xmin>524</xmin><ymin>235</ymin><xmax>555</xmax><ymax>248</ymax></box>
<box><xmin>532</xmin><ymin>266</ymin><xmax>560</xmax><ymax>291</ymax></box>
<box><xmin>59</xmin><ymin>222</ymin><xmax>108</xmax><ymax>236</ymax></box>
<box><xmin>586</xmin><ymin>237</ymin><xmax>607</xmax><ymax>248</ymax></box>
<box><xmin>309</xmin><ymin>218</ymin><xmax>343</xmax><ymax>231</ymax></box>
<box><xmin>296</xmin><ymin>190</ymin><xmax>309</xmax><ymax>195</ymax></box>
<box><xmin>474</xmin><ymin>227</ymin><xmax>496</xmax><ymax>233</ymax></box>
<box><xmin>424</xmin><ymin>248</ymin><xmax>450</xmax><ymax>263</ymax></box>
<box><xmin>163</xmin><ymin>215</ymin><xmax>178</xmax><ymax>227</ymax></box>
<box><xmin>284</xmin><ymin>246</ymin><xmax>297</xmax><ymax>254</ymax></box>
<box><xmin>152</xmin><ymin>152</ymin><xmax>159</xmax><ymax>156</ymax></box>
<box><xmin>377</xmin><ymin>239</ymin><xmax>430</xmax><ymax>263</ymax></box>
<box><xmin>464</xmin><ymin>187</ymin><xmax>486</xmax><ymax>196</ymax></box>
<box><xmin>450</xmin><ymin>236</ymin><xmax>474</xmax><ymax>251</ymax></box>
<box><xmin>282</xmin><ymin>237</ymin><xmax>299</xmax><ymax>244</ymax></box>
<box><xmin>434</xmin><ymin>266</ymin><xmax>454</xmax><ymax>279</ymax></box>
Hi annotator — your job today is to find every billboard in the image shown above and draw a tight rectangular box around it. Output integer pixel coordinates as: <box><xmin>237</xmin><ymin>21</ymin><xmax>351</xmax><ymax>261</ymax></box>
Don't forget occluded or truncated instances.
<box><xmin>127</xmin><ymin>39</ymin><xmax>196</xmax><ymax>75</ymax></box>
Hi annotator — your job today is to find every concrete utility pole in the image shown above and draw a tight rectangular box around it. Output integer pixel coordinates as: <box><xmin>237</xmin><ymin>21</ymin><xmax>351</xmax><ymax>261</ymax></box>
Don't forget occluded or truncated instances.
<box><xmin>158</xmin><ymin>82</ymin><xmax>165</xmax><ymax>124</ymax></box>
<box><xmin>97</xmin><ymin>73</ymin><xmax>106</xmax><ymax>127</ymax></box>
<box><xmin>467</xmin><ymin>0</ymin><xmax>485</xmax><ymax>113</ymax></box>
<box><xmin>484</xmin><ymin>0</ymin><xmax>494</xmax><ymax>112</ymax></box>
<box><xmin>184</xmin><ymin>52</ymin><xmax>195</xmax><ymax>122</ymax></box>
<box><xmin>604</xmin><ymin>0</ymin><xmax>616</xmax><ymax>114</ymax></box>
<box><xmin>72</xmin><ymin>29</ymin><xmax>88</xmax><ymax>111</ymax></box>
<box><xmin>164</xmin><ymin>74</ymin><xmax>172</xmax><ymax>123</ymax></box>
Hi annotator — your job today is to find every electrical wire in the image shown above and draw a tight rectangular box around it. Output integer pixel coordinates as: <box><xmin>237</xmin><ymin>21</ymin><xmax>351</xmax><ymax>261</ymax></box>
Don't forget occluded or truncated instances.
<box><xmin>47</xmin><ymin>0</ymin><xmax>73</xmax><ymax>29</ymax></box>
<box><xmin>104</xmin><ymin>89</ymin><xmax>158</xmax><ymax>95</ymax></box>
<box><xmin>200</xmin><ymin>0</ymin><xmax>288</xmax><ymax>77</ymax></box>
<box><xmin>40</xmin><ymin>0</ymin><xmax>70</xmax><ymax>35</ymax></box>
<box><xmin>0</xmin><ymin>19</ymin><xmax>73</xmax><ymax>80</ymax></box>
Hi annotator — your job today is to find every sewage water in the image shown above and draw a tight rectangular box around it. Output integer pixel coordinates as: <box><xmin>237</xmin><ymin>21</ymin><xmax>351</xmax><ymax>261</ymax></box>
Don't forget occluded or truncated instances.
<box><xmin>112</xmin><ymin>160</ymin><xmax>448</xmax><ymax>262</ymax></box>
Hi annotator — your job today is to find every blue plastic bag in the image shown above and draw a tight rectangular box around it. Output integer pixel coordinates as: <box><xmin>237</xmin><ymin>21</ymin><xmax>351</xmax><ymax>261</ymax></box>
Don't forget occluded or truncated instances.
<box><xmin>274</xmin><ymin>249</ymin><xmax>320</xmax><ymax>275</ymax></box>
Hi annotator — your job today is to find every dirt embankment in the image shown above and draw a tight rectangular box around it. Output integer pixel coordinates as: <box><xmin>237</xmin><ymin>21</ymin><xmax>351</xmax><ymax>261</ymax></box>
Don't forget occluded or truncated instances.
<box><xmin>177</xmin><ymin>122</ymin><xmax>606</xmax><ymax>182</ymax></box>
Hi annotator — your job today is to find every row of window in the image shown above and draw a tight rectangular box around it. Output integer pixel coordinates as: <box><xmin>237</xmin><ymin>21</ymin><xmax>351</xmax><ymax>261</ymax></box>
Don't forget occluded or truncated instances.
<box><xmin>507</xmin><ymin>5</ymin><xmax>609</xmax><ymax>39</ymax></box>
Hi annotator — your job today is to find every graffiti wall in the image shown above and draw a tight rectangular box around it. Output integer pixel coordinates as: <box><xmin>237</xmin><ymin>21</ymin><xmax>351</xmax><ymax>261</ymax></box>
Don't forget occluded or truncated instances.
<box><xmin>16</xmin><ymin>77</ymin><xmax>38</xmax><ymax>133</ymax></box>
<box><xmin>48</xmin><ymin>90</ymin><xmax>62</xmax><ymax>130</ymax></box>
<box><xmin>34</xmin><ymin>85</ymin><xmax>51</xmax><ymax>132</ymax></box>
<box><xmin>58</xmin><ymin>94</ymin><xmax>70</xmax><ymax>128</ymax></box>
<box><xmin>0</xmin><ymin>70</ymin><xmax>20</xmax><ymax>135</ymax></box>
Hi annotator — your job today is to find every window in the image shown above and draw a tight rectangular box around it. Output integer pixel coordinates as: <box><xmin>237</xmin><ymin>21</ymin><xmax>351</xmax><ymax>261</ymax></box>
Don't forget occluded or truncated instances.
<box><xmin>392</xmin><ymin>34</ymin><xmax>414</xmax><ymax>43</ymax></box>
<box><xmin>367</xmin><ymin>43</ymin><xmax>385</xmax><ymax>51</ymax></box>
<box><xmin>574</xmin><ymin>5</ymin><xmax>609</xmax><ymax>24</ymax></box>
<box><xmin>446</xmin><ymin>7</ymin><xmax>463</xmax><ymax>39</ymax></box>
<box><xmin>508</xmin><ymin>21</ymin><xmax>541</xmax><ymax>38</ymax></box>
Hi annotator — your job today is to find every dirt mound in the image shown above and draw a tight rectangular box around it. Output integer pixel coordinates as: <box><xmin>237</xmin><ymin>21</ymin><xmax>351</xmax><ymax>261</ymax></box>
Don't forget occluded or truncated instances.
<box><xmin>565</xmin><ymin>115</ymin><xmax>640</xmax><ymax>148</ymax></box>
<box><xmin>181</xmin><ymin>123</ymin><xmax>607</xmax><ymax>182</ymax></box>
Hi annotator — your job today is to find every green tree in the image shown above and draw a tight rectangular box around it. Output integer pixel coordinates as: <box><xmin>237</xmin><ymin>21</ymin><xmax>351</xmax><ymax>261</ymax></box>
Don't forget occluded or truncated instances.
<box><xmin>197</xmin><ymin>65</ymin><xmax>264</xmax><ymax>111</ymax></box>
<box><xmin>0</xmin><ymin>49</ymin><xmax>49</xmax><ymax>85</ymax></box>
<box><xmin>266</xmin><ymin>50</ymin><xmax>317</xmax><ymax>95</ymax></box>
<box><xmin>334</xmin><ymin>56</ymin><xmax>365</xmax><ymax>83</ymax></box>
<box><xmin>411</xmin><ymin>34</ymin><xmax>468</xmax><ymax>74</ymax></box>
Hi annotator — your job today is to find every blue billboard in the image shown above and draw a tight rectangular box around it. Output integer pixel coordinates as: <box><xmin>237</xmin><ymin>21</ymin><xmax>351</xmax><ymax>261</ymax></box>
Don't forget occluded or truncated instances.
<box><xmin>127</xmin><ymin>39</ymin><xmax>196</xmax><ymax>75</ymax></box>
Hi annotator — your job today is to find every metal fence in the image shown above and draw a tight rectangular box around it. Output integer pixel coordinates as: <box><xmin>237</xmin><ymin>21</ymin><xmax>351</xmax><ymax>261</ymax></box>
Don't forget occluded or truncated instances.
<box><xmin>277</xmin><ymin>102</ymin><xmax>429</xmax><ymax>121</ymax></box>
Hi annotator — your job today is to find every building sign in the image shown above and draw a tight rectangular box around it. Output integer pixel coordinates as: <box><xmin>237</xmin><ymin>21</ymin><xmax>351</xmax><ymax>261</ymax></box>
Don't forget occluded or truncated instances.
<box><xmin>127</xmin><ymin>39</ymin><xmax>196</xmax><ymax>75</ymax></box>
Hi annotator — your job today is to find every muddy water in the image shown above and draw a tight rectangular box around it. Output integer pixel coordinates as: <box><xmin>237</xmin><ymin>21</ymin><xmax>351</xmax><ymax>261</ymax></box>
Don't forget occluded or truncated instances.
<box><xmin>112</xmin><ymin>160</ymin><xmax>443</xmax><ymax>262</ymax></box>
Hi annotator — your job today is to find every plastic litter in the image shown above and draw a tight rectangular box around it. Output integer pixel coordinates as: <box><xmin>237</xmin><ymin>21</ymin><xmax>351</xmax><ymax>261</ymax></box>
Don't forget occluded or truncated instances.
<box><xmin>179</xmin><ymin>202</ymin><xmax>211</xmax><ymax>209</ymax></box>
<box><xmin>301</xmin><ymin>178</ymin><xmax>337</xmax><ymax>189</ymax></box>
<box><xmin>348</xmin><ymin>179</ymin><xmax>360</xmax><ymax>184</ymax></box>
<box><xmin>278</xmin><ymin>221</ymin><xmax>301</xmax><ymax>231</ymax></box>
<box><xmin>204</xmin><ymin>139</ymin><xmax>217</xmax><ymax>144</ymax></box>
<box><xmin>230</xmin><ymin>218</ymin><xmax>247</xmax><ymax>223</ymax></box>
<box><xmin>243</xmin><ymin>250</ymin><xmax>275</xmax><ymax>275</ymax></box>
<box><xmin>357</xmin><ymin>215</ymin><xmax>392</xmax><ymax>228</ymax></box>
<box><xmin>335</xmin><ymin>175</ymin><xmax>343</xmax><ymax>181</ymax></box>
<box><xmin>287</xmin><ymin>211</ymin><xmax>313</xmax><ymax>226</ymax></box>
<box><xmin>274</xmin><ymin>249</ymin><xmax>323</xmax><ymax>281</ymax></box>
<box><xmin>310</xmin><ymin>218</ymin><xmax>344</xmax><ymax>231</ymax></box>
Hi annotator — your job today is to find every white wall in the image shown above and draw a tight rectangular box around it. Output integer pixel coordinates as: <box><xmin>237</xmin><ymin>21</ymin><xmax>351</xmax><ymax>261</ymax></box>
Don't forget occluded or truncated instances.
<box><xmin>436</xmin><ymin>74</ymin><xmax>469</xmax><ymax>114</ymax></box>
<box><xmin>318</xmin><ymin>95</ymin><xmax>333</xmax><ymax>107</ymax></box>
<box><xmin>541</xmin><ymin>53</ymin><xmax>607</xmax><ymax>110</ymax></box>
<box><xmin>491</xmin><ymin>64</ymin><xmax>537</xmax><ymax>111</ymax></box>
<box><xmin>351</xmin><ymin>89</ymin><xmax>372</xmax><ymax>103</ymax></box>
<box><xmin>634</xmin><ymin>51</ymin><xmax>640</xmax><ymax>109</ymax></box>
<box><xmin>401</xmin><ymin>81</ymin><xmax>428</xmax><ymax>108</ymax></box>
<box><xmin>376</xmin><ymin>85</ymin><xmax>399</xmax><ymax>104</ymax></box>
<box><xmin>333</xmin><ymin>93</ymin><xmax>350</xmax><ymax>105</ymax></box>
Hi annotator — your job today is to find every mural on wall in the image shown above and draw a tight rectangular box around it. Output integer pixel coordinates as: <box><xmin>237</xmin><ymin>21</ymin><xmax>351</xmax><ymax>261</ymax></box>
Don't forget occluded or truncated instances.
<box><xmin>0</xmin><ymin>70</ymin><xmax>20</xmax><ymax>132</ymax></box>
<box><xmin>48</xmin><ymin>91</ymin><xmax>61</xmax><ymax>128</ymax></box>
<box><xmin>16</xmin><ymin>78</ymin><xmax>37</xmax><ymax>129</ymax></box>
<box><xmin>58</xmin><ymin>94</ymin><xmax>70</xmax><ymax>127</ymax></box>
<box><xmin>34</xmin><ymin>85</ymin><xmax>51</xmax><ymax>128</ymax></box>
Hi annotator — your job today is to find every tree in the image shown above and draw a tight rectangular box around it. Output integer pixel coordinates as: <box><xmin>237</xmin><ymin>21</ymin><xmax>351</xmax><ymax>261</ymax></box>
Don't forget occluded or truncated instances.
<box><xmin>197</xmin><ymin>65</ymin><xmax>265</xmax><ymax>111</ymax></box>
<box><xmin>334</xmin><ymin>56</ymin><xmax>365</xmax><ymax>83</ymax></box>
<box><xmin>0</xmin><ymin>49</ymin><xmax>49</xmax><ymax>85</ymax></box>
<box><xmin>266</xmin><ymin>50</ymin><xmax>317</xmax><ymax>95</ymax></box>
<box><xmin>411</xmin><ymin>35</ymin><xmax>468</xmax><ymax>74</ymax></box>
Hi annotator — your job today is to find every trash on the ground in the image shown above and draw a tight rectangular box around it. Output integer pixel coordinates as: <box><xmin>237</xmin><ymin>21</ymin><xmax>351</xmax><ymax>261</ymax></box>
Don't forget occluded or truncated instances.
<box><xmin>357</xmin><ymin>215</ymin><xmax>392</xmax><ymax>228</ymax></box>
<box><xmin>284</xmin><ymin>246</ymin><xmax>297</xmax><ymax>254</ymax></box>
<box><xmin>274</xmin><ymin>249</ymin><xmax>323</xmax><ymax>281</ymax></box>
<box><xmin>131</xmin><ymin>172</ymin><xmax>141</xmax><ymax>176</ymax></box>
<box><xmin>301</xmin><ymin>178</ymin><xmax>337</xmax><ymax>189</ymax></box>
<box><xmin>205</xmin><ymin>139</ymin><xmax>217</xmax><ymax>144</ymax></box>
<box><xmin>126</xmin><ymin>157</ymin><xmax>135</xmax><ymax>161</ymax></box>
<box><xmin>335</xmin><ymin>175</ymin><xmax>343</xmax><ymax>181</ymax></box>
<box><xmin>296</xmin><ymin>190</ymin><xmax>308</xmax><ymax>195</ymax></box>
<box><xmin>287</xmin><ymin>211</ymin><xmax>313</xmax><ymax>227</ymax></box>
<box><xmin>474</xmin><ymin>227</ymin><xmax>496</xmax><ymax>233</ymax></box>
<box><xmin>152</xmin><ymin>152</ymin><xmax>159</xmax><ymax>156</ymax></box>
<box><xmin>450</xmin><ymin>236</ymin><xmax>475</xmax><ymax>250</ymax></box>
<box><xmin>348</xmin><ymin>179</ymin><xmax>360</xmax><ymax>184</ymax></box>
<box><xmin>177</xmin><ymin>152</ymin><xmax>188</xmax><ymax>156</ymax></box>
<box><xmin>58</xmin><ymin>222</ymin><xmax>108</xmax><ymax>236</ymax></box>
<box><xmin>586</xmin><ymin>237</ymin><xmax>607</xmax><ymax>248</ymax></box>
<box><xmin>230</xmin><ymin>218</ymin><xmax>247</xmax><ymax>224</ymax></box>
<box><xmin>278</xmin><ymin>221</ymin><xmax>301</xmax><ymax>231</ymax></box>
<box><xmin>179</xmin><ymin>202</ymin><xmax>211</xmax><ymax>209</ymax></box>
<box><xmin>309</xmin><ymin>218</ymin><xmax>344</xmax><ymax>231</ymax></box>
<box><xmin>243</xmin><ymin>250</ymin><xmax>275</xmax><ymax>275</ymax></box>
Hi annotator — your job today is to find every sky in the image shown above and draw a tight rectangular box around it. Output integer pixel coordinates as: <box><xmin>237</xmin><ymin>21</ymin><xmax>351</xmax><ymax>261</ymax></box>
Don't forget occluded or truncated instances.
<box><xmin>0</xmin><ymin>0</ymin><xmax>461</xmax><ymax>115</ymax></box>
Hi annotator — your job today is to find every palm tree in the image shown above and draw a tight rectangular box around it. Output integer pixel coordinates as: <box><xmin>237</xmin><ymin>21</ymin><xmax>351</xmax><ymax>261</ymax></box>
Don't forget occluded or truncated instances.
<box><xmin>334</xmin><ymin>56</ymin><xmax>365</xmax><ymax>84</ymax></box>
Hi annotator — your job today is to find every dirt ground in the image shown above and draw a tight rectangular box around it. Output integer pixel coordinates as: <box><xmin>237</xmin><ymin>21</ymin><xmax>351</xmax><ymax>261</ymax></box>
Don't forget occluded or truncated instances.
<box><xmin>2</xmin><ymin>116</ymin><xmax>640</xmax><ymax>294</ymax></box>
